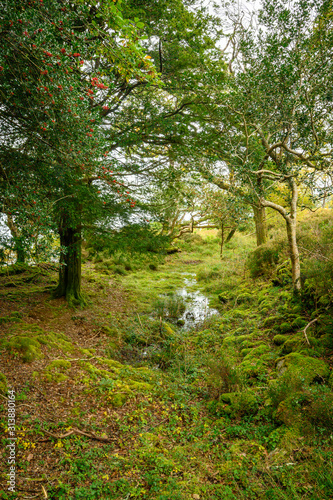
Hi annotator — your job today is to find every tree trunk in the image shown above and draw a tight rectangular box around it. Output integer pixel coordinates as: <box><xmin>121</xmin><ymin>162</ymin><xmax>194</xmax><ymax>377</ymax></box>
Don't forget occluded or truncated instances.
<box><xmin>6</xmin><ymin>214</ymin><xmax>26</xmax><ymax>263</ymax></box>
<box><xmin>253</xmin><ymin>204</ymin><xmax>267</xmax><ymax>246</ymax></box>
<box><xmin>260</xmin><ymin>179</ymin><xmax>301</xmax><ymax>292</ymax></box>
<box><xmin>53</xmin><ymin>218</ymin><xmax>85</xmax><ymax>306</ymax></box>
<box><xmin>220</xmin><ymin>223</ymin><xmax>224</xmax><ymax>258</ymax></box>
<box><xmin>285</xmin><ymin>216</ymin><xmax>301</xmax><ymax>292</ymax></box>
<box><xmin>226</xmin><ymin>227</ymin><xmax>237</xmax><ymax>243</ymax></box>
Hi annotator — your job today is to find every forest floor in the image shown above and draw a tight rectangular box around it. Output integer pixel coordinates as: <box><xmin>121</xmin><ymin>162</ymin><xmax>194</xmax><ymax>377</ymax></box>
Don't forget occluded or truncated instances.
<box><xmin>0</xmin><ymin>231</ymin><xmax>333</xmax><ymax>500</ymax></box>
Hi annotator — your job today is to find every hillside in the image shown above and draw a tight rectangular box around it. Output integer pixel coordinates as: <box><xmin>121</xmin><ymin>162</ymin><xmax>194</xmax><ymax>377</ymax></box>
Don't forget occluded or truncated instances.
<box><xmin>1</xmin><ymin>228</ymin><xmax>333</xmax><ymax>500</ymax></box>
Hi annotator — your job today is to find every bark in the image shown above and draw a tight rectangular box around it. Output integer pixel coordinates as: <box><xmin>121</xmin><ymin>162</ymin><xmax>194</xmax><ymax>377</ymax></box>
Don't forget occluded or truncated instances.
<box><xmin>53</xmin><ymin>217</ymin><xmax>85</xmax><ymax>306</ymax></box>
<box><xmin>260</xmin><ymin>179</ymin><xmax>301</xmax><ymax>292</ymax></box>
<box><xmin>253</xmin><ymin>203</ymin><xmax>267</xmax><ymax>246</ymax></box>
<box><xmin>225</xmin><ymin>227</ymin><xmax>237</xmax><ymax>243</ymax></box>
<box><xmin>220</xmin><ymin>223</ymin><xmax>225</xmax><ymax>258</ymax></box>
<box><xmin>285</xmin><ymin>216</ymin><xmax>301</xmax><ymax>292</ymax></box>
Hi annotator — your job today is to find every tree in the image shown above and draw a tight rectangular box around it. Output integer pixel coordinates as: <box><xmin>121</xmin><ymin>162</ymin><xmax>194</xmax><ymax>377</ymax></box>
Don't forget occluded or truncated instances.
<box><xmin>0</xmin><ymin>0</ymin><xmax>159</xmax><ymax>304</ymax></box>
<box><xmin>194</xmin><ymin>0</ymin><xmax>333</xmax><ymax>291</ymax></box>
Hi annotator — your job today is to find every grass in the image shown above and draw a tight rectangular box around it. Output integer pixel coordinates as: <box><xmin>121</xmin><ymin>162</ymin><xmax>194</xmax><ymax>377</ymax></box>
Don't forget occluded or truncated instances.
<box><xmin>0</xmin><ymin>230</ymin><xmax>333</xmax><ymax>499</ymax></box>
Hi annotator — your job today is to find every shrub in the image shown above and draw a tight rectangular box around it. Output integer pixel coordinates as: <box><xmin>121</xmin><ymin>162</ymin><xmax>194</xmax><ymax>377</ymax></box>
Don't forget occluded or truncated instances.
<box><xmin>206</xmin><ymin>354</ymin><xmax>240</xmax><ymax>396</ymax></box>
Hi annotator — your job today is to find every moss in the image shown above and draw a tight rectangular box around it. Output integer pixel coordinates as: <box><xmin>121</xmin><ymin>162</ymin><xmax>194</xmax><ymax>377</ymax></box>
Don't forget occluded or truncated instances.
<box><xmin>42</xmin><ymin>359</ymin><xmax>72</xmax><ymax>383</ymax></box>
<box><xmin>328</xmin><ymin>371</ymin><xmax>333</xmax><ymax>388</ymax></box>
<box><xmin>3</xmin><ymin>336</ymin><xmax>43</xmax><ymax>362</ymax></box>
<box><xmin>239</xmin><ymin>340</ymin><xmax>257</xmax><ymax>349</ymax></box>
<box><xmin>291</xmin><ymin>317</ymin><xmax>308</xmax><ymax>330</ymax></box>
<box><xmin>276</xmin><ymin>352</ymin><xmax>330</xmax><ymax>383</ymax></box>
<box><xmin>241</xmin><ymin>348</ymin><xmax>253</xmax><ymax>357</ymax></box>
<box><xmin>262</xmin><ymin>315</ymin><xmax>281</xmax><ymax>328</ymax></box>
<box><xmin>239</xmin><ymin>357</ymin><xmax>266</xmax><ymax>380</ymax></box>
<box><xmin>103</xmin><ymin>325</ymin><xmax>120</xmax><ymax>338</ymax></box>
<box><xmin>0</xmin><ymin>312</ymin><xmax>23</xmax><ymax>324</ymax></box>
<box><xmin>0</xmin><ymin>372</ymin><xmax>8</xmax><ymax>394</ymax></box>
<box><xmin>218</xmin><ymin>293</ymin><xmax>228</xmax><ymax>303</ymax></box>
<box><xmin>222</xmin><ymin>335</ymin><xmax>237</xmax><ymax>347</ymax></box>
<box><xmin>219</xmin><ymin>390</ymin><xmax>258</xmax><ymax>416</ymax></box>
<box><xmin>229</xmin><ymin>439</ymin><xmax>266</xmax><ymax>460</ymax></box>
<box><xmin>276</xmin><ymin>322</ymin><xmax>293</xmax><ymax>334</ymax></box>
<box><xmin>235</xmin><ymin>334</ymin><xmax>254</xmax><ymax>344</ymax></box>
<box><xmin>273</xmin><ymin>335</ymin><xmax>290</xmax><ymax>346</ymax></box>
<box><xmin>243</xmin><ymin>343</ymin><xmax>270</xmax><ymax>359</ymax></box>
<box><xmin>236</xmin><ymin>292</ymin><xmax>253</xmax><ymax>304</ymax></box>
<box><xmin>280</xmin><ymin>337</ymin><xmax>300</xmax><ymax>355</ymax></box>
<box><xmin>109</xmin><ymin>392</ymin><xmax>129</xmax><ymax>408</ymax></box>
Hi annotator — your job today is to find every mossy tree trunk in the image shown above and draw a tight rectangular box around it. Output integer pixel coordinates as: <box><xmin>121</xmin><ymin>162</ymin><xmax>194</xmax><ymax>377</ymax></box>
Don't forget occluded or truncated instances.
<box><xmin>53</xmin><ymin>216</ymin><xmax>85</xmax><ymax>306</ymax></box>
<box><xmin>260</xmin><ymin>179</ymin><xmax>301</xmax><ymax>292</ymax></box>
<box><xmin>253</xmin><ymin>203</ymin><xmax>267</xmax><ymax>247</ymax></box>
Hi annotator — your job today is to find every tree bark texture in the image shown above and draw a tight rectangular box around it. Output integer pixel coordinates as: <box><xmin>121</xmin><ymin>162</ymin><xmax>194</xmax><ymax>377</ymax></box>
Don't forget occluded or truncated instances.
<box><xmin>53</xmin><ymin>217</ymin><xmax>84</xmax><ymax>306</ymax></box>
<box><xmin>253</xmin><ymin>204</ymin><xmax>267</xmax><ymax>246</ymax></box>
<box><xmin>260</xmin><ymin>179</ymin><xmax>301</xmax><ymax>291</ymax></box>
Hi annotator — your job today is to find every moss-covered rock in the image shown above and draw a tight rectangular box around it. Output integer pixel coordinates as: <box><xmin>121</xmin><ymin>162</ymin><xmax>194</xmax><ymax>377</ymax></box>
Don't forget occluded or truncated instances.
<box><xmin>219</xmin><ymin>390</ymin><xmax>258</xmax><ymax>416</ymax></box>
<box><xmin>273</xmin><ymin>335</ymin><xmax>290</xmax><ymax>346</ymax></box>
<box><xmin>239</xmin><ymin>357</ymin><xmax>267</xmax><ymax>381</ymax></box>
<box><xmin>262</xmin><ymin>315</ymin><xmax>281</xmax><ymax>329</ymax></box>
<box><xmin>276</xmin><ymin>322</ymin><xmax>293</xmax><ymax>334</ymax></box>
<box><xmin>276</xmin><ymin>352</ymin><xmax>330</xmax><ymax>383</ymax></box>
<box><xmin>243</xmin><ymin>343</ymin><xmax>270</xmax><ymax>359</ymax></box>
<box><xmin>291</xmin><ymin>317</ymin><xmax>308</xmax><ymax>330</ymax></box>
<box><xmin>280</xmin><ymin>337</ymin><xmax>300</xmax><ymax>355</ymax></box>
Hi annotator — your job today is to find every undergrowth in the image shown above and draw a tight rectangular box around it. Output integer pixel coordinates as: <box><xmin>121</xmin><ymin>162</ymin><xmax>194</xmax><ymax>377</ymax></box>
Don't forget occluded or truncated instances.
<box><xmin>1</xmin><ymin>227</ymin><xmax>333</xmax><ymax>499</ymax></box>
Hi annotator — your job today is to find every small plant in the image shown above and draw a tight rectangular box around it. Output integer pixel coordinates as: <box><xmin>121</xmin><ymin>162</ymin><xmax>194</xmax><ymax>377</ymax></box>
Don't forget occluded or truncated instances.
<box><xmin>206</xmin><ymin>354</ymin><xmax>240</xmax><ymax>397</ymax></box>
<box><xmin>152</xmin><ymin>294</ymin><xmax>185</xmax><ymax>320</ymax></box>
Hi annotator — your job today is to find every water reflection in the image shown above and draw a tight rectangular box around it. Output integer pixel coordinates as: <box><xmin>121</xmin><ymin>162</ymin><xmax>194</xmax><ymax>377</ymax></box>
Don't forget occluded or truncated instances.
<box><xmin>176</xmin><ymin>273</ymin><xmax>219</xmax><ymax>330</ymax></box>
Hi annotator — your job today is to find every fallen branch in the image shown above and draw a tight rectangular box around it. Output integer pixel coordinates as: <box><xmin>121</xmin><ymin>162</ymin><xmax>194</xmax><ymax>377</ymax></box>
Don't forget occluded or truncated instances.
<box><xmin>303</xmin><ymin>318</ymin><xmax>319</xmax><ymax>346</ymax></box>
<box><xmin>39</xmin><ymin>427</ymin><xmax>114</xmax><ymax>443</ymax></box>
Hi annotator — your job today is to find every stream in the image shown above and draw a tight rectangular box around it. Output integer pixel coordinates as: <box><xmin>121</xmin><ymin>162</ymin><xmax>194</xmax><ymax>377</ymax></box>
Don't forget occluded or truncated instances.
<box><xmin>173</xmin><ymin>272</ymin><xmax>219</xmax><ymax>330</ymax></box>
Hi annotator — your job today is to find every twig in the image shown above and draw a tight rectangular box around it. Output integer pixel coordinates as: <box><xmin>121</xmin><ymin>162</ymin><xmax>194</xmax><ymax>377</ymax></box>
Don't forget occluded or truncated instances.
<box><xmin>39</xmin><ymin>427</ymin><xmax>114</xmax><ymax>443</ymax></box>
<box><xmin>41</xmin><ymin>485</ymin><xmax>48</xmax><ymax>499</ymax></box>
<box><xmin>137</xmin><ymin>313</ymin><xmax>144</xmax><ymax>330</ymax></box>
<box><xmin>303</xmin><ymin>318</ymin><xmax>319</xmax><ymax>346</ymax></box>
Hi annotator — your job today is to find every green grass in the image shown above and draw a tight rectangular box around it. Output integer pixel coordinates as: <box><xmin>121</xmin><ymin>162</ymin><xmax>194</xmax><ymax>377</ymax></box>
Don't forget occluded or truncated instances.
<box><xmin>1</xmin><ymin>230</ymin><xmax>333</xmax><ymax>499</ymax></box>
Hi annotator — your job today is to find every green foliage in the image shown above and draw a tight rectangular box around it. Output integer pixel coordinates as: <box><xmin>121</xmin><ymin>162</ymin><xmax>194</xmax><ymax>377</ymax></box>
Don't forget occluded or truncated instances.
<box><xmin>206</xmin><ymin>354</ymin><xmax>240</xmax><ymax>397</ymax></box>
<box><xmin>152</xmin><ymin>294</ymin><xmax>186</xmax><ymax>321</ymax></box>
<box><xmin>247</xmin><ymin>244</ymin><xmax>280</xmax><ymax>278</ymax></box>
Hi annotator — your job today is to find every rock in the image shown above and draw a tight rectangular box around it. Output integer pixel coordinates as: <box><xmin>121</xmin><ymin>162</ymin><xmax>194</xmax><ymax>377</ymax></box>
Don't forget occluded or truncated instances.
<box><xmin>193</xmin><ymin>495</ymin><xmax>200</xmax><ymax>500</ymax></box>
<box><xmin>276</xmin><ymin>353</ymin><xmax>330</xmax><ymax>383</ymax></box>
<box><xmin>219</xmin><ymin>390</ymin><xmax>258</xmax><ymax>416</ymax></box>
<box><xmin>273</xmin><ymin>334</ymin><xmax>290</xmax><ymax>346</ymax></box>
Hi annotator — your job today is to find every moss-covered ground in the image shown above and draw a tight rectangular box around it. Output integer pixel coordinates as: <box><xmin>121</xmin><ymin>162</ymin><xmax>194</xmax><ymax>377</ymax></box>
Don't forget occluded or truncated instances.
<box><xmin>0</xmin><ymin>231</ymin><xmax>333</xmax><ymax>499</ymax></box>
